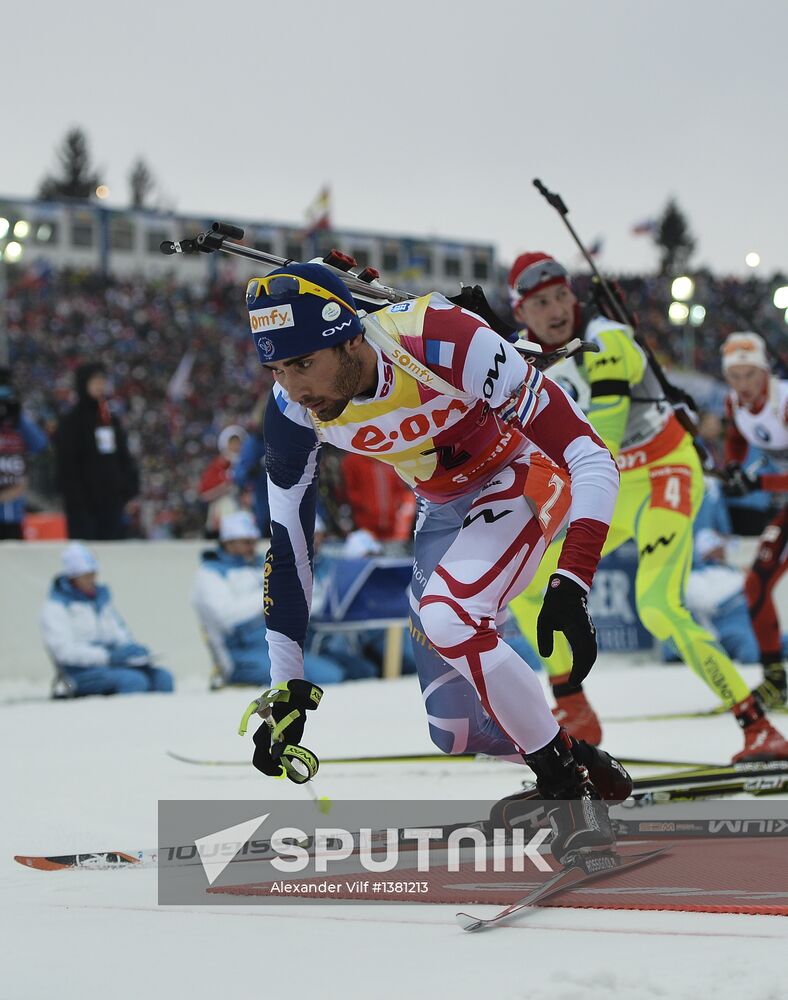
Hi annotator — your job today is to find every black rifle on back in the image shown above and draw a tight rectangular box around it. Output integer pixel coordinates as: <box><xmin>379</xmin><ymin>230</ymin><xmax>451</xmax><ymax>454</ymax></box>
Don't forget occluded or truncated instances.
<box><xmin>160</xmin><ymin>222</ymin><xmax>598</xmax><ymax>373</ymax></box>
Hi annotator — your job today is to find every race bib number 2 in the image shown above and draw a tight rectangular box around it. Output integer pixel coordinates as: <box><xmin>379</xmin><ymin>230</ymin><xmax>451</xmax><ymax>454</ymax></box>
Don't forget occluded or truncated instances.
<box><xmin>523</xmin><ymin>453</ymin><xmax>571</xmax><ymax>544</ymax></box>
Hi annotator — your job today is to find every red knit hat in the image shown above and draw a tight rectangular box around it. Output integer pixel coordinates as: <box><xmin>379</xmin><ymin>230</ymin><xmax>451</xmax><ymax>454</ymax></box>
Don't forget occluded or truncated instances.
<box><xmin>508</xmin><ymin>252</ymin><xmax>569</xmax><ymax>310</ymax></box>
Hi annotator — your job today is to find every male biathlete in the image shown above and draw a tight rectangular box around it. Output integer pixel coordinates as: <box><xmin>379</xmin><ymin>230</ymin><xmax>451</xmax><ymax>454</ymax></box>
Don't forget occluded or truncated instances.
<box><xmin>241</xmin><ymin>261</ymin><xmax>631</xmax><ymax>861</ymax></box>
<box><xmin>507</xmin><ymin>253</ymin><xmax>788</xmax><ymax>761</ymax></box>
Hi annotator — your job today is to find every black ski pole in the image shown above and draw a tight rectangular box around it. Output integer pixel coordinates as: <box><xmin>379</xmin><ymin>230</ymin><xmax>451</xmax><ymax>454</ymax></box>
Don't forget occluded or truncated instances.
<box><xmin>532</xmin><ymin>179</ymin><xmax>719</xmax><ymax>473</ymax></box>
<box><xmin>532</xmin><ymin>180</ymin><xmax>637</xmax><ymax>329</ymax></box>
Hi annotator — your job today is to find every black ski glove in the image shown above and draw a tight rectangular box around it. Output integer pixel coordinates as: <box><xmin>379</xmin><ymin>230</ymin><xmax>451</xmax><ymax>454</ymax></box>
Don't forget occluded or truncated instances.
<box><xmin>536</xmin><ymin>574</ymin><xmax>597</xmax><ymax>686</ymax></box>
<box><xmin>721</xmin><ymin>462</ymin><xmax>761</xmax><ymax>498</ymax></box>
<box><xmin>247</xmin><ymin>680</ymin><xmax>323</xmax><ymax>783</ymax></box>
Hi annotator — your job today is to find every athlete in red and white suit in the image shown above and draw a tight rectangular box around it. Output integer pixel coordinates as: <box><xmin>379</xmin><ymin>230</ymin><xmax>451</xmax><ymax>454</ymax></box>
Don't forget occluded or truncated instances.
<box><xmin>722</xmin><ymin>332</ymin><xmax>788</xmax><ymax>708</ymax></box>
<box><xmin>263</xmin><ymin>287</ymin><xmax>620</xmax><ymax>758</ymax></box>
<box><xmin>250</xmin><ymin>264</ymin><xmax>629</xmax><ymax>843</ymax></box>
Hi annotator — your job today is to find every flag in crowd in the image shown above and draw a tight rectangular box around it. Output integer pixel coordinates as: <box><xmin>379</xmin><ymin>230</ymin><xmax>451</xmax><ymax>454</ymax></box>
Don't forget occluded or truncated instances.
<box><xmin>303</xmin><ymin>185</ymin><xmax>332</xmax><ymax>237</ymax></box>
<box><xmin>588</xmin><ymin>237</ymin><xmax>604</xmax><ymax>257</ymax></box>
<box><xmin>631</xmin><ymin>218</ymin><xmax>658</xmax><ymax>236</ymax></box>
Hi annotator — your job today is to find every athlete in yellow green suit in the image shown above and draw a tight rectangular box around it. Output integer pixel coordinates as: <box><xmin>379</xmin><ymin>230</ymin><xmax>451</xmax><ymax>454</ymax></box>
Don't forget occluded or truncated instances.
<box><xmin>506</xmin><ymin>252</ymin><xmax>788</xmax><ymax>763</ymax></box>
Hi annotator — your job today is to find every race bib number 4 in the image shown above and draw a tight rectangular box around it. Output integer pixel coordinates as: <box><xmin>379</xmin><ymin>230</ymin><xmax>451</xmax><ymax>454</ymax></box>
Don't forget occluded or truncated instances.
<box><xmin>648</xmin><ymin>464</ymin><xmax>692</xmax><ymax>517</ymax></box>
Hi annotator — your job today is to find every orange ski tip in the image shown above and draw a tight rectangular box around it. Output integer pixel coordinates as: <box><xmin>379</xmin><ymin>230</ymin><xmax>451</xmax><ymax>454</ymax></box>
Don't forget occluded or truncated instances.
<box><xmin>14</xmin><ymin>852</ymin><xmax>142</xmax><ymax>870</ymax></box>
<box><xmin>14</xmin><ymin>855</ymin><xmax>66</xmax><ymax>871</ymax></box>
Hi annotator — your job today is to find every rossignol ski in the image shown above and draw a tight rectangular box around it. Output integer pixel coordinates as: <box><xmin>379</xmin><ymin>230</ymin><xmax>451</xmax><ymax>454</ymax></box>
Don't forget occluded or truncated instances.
<box><xmin>14</xmin><ymin>761</ymin><xmax>788</xmax><ymax>872</ymax></box>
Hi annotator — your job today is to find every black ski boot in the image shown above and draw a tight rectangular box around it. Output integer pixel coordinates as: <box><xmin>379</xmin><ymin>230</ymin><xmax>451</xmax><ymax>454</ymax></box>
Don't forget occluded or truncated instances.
<box><xmin>523</xmin><ymin>728</ymin><xmax>616</xmax><ymax>865</ymax></box>
<box><xmin>569</xmin><ymin>738</ymin><xmax>633</xmax><ymax>803</ymax></box>
<box><xmin>489</xmin><ymin>740</ymin><xmax>632</xmax><ymax>835</ymax></box>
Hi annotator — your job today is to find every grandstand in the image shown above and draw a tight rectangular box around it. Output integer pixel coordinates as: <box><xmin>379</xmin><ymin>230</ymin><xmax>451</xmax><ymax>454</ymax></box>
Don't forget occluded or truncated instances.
<box><xmin>0</xmin><ymin>195</ymin><xmax>497</xmax><ymax>294</ymax></box>
<box><xmin>1</xmin><ymin>196</ymin><xmax>785</xmax><ymax>541</ymax></box>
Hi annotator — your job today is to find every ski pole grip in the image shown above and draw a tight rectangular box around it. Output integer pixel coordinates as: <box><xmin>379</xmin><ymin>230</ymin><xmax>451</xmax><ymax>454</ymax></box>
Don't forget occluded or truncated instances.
<box><xmin>238</xmin><ymin>695</ymin><xmax>272</xmax><ymax>736</ymax></box>
<box><xmin>532</xmin><ymin>178</ymin><xmax>569</xmax><ymax>216</ymax></box>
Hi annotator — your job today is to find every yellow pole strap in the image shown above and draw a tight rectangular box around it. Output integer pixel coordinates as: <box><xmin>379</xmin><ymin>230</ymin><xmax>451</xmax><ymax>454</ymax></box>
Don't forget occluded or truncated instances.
<box><xmin>270</xmin><ymin>709</ymin><xmax>301</xmax><ymax>742</ymax></box>
<box><xmin>279</xmin><ymin>744</ymin><xmax>320</xmax><ymax>783</ymax></box>
<box><xmin>237</xmin><ymin>691</ymin><xmax>279</xmax><ymax>736</ymax></box>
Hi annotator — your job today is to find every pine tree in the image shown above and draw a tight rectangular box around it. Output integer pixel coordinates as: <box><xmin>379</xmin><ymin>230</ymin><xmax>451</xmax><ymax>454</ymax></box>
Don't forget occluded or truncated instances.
<box><xmin>129</xmin><ymin>159</ymin><xmax>155</xmax><ymax>209</ymax></box>
<box><xmin>38</xmin><ymin>128</ymin><xmax>102</xmax><ymax>201</ymax></box>
<box><xmin>654</xmin><ymin>199</ymin><xmax>696</xmax><ymax>276</ymax></box>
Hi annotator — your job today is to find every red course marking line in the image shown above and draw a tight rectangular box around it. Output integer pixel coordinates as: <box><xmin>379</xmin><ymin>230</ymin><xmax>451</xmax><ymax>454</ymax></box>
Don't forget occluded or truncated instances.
<box><xmin>60</xmin><ymin>903</ymin><xmax>788</xmax><ymax>940</ymax></box>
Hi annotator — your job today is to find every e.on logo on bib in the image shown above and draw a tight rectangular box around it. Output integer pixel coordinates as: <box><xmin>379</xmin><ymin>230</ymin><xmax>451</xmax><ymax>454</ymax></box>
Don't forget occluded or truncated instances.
<box><xmin>350</xmin><ymin>399</ymin><xmax>468</xmax><ymax>453</ymax></box>
<box><xmin>250</xmin><ymin>305</ymin><xmax>295</xmax><ymax>331</ymax></box>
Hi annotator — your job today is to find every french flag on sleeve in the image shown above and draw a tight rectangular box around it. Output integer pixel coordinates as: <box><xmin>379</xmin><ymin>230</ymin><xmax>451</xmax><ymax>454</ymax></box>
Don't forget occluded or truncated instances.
<box><xmin>425</xmin><ymin>339</ymin><xmax>455</xmax><ymax>368</ymax></box>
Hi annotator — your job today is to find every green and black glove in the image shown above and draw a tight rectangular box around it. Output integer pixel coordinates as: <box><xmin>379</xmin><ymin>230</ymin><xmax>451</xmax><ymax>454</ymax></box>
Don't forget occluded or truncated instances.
<box><xmin>238</xmin><ymin>680</ymin><xmax>323</xmax><ymax>784</ymax></box>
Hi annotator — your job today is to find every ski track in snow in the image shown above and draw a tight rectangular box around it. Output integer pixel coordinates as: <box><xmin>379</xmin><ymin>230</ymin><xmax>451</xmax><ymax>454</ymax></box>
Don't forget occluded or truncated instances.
<box><xmin>3</xmin><ymin>662</ymin><xmax>788</xmax><ymax>1000</ymax></box>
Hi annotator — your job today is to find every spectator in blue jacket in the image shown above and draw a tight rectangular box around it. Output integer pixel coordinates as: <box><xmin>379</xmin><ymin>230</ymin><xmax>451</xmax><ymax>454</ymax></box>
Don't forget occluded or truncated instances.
<box><xmin>191</xmin><ymin>510</ymin><xmax>344</xmax><ymax>688</ymax></box>
<box><xmin>40</xmin><ymin>542</ymin><xmax>174</xmax><ymax>696</ymax></box>
<box><xmin>0</xmin><ymin>369</ymin><xmax>48</xmax><ymax>540</ymax></box>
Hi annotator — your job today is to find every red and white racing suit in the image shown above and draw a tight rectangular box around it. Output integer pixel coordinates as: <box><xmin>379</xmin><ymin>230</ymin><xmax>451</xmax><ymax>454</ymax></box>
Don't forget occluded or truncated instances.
<box><xmin>262</xmin><ymin>293</ymin><xmax>619</xmax><ymax>755</ymax></box>
<box><xmin>725</xmin><ymin>377</ymin><xmax>788</xmax><ymax>665</ymax></box>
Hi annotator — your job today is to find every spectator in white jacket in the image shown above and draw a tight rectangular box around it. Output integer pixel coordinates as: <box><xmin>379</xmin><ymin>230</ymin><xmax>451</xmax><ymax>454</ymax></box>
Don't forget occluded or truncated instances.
<box><xmin>40</xmin><ymin>542</ymin><xmax>174</xmax><ymax>697</ymax></box>
<box><xmin>191</xmin><ymin>510</ymin><xmax>344</xmax><ymax>688</ymax></box>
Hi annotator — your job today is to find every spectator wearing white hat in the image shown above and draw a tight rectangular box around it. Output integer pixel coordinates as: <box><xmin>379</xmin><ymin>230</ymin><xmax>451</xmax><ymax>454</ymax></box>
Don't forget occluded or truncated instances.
<box><xmin>191</xmin><ymin>510</ymin><xmax>345</xmax><ymax>688</ymax></box>
<box><xmin>40</xmin><ymin>542</ymin><xmax>174</xmax><ymax>697</ymax></box>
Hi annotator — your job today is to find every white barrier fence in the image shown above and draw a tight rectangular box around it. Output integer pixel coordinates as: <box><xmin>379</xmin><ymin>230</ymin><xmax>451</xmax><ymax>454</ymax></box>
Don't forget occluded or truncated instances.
<box><xmin>0</xmin><ymin>537</ymin><xmax>783</xmax><ymax>686</ymax></box>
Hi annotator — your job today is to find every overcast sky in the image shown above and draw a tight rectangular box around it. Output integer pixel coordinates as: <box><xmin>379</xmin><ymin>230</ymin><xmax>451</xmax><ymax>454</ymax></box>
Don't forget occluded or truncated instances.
<box><xmin>4</xmin><ymin>0</ymin><xmax>787</xmax><ymax>278</ymax></box>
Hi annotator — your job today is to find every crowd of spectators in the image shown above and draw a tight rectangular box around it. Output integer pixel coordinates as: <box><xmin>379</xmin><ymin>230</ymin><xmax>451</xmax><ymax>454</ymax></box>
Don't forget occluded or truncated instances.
<box><xmin>7</xmin><ymin>262</ymin><xmax>783</xmax><ymax>696</ymax></box>
<box><xmin>7</xmin><ymin>267</ymin><xmax>271</xmax><ymax>537</ymax></box>
<box><xmin>567</xmin><ymin>270</ymin><xmax>787</xmax><ymax>377</ymax></box>
<box><xmin>4</xmin><ymin>262</ymin><xmax>785</xmax><ymax>540</ymax></box>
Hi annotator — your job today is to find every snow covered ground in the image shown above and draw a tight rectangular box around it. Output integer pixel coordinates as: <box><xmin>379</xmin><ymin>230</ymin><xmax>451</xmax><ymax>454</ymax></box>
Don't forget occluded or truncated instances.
<box><xmin>4</xmin><ymin>661</ymin><xmax>788</xmax><ymax>1000</ymax></box>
